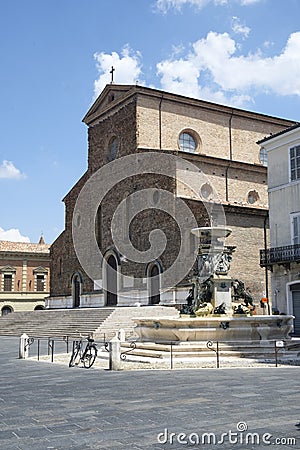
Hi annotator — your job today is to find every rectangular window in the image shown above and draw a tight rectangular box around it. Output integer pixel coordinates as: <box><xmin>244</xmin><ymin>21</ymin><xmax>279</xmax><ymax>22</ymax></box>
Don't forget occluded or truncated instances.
<box><xmin>36</xmin><ymin>275</ymin><xmax>45</xmax><ymax>291</ymax></box>
<box><xmin>3</xmin><ymin>274</ymin><xmax>12</xmax><ymax>291</ymax></box>
<box><xmin>291</xmin><ymin>213</ymin><xmax>300</xmax><ymax>245</ymax></box>
<box><xmin>290</xmin><ymin>145</ymin><xmax>300</xmax><ymax>181</ymax></box>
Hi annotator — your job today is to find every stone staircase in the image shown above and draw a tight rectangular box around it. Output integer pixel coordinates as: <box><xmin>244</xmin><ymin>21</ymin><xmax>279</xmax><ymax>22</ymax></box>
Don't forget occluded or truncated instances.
<box><xmin>94</xmin><ymin>306</ymin><xmax>179</xmax><ymax>340</ymax></box>
<box><xmin>0</xmin><ymin>305</ymin><xmax>178</xmax><ymax>340</ymax></box>
<box><xmin>0</xmin><ymin>308</ymin><xmax>115</xmax><ymax>338</ymax></box>
<box><xmin>3</xmin><ymin>306</ymin><xmax>298</xmax><ymax>362</ymax></box>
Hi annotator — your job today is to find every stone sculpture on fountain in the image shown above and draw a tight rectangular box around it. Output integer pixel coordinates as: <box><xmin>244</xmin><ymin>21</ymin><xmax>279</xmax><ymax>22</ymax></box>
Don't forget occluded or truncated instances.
<box><xmin>134</xmin><ymin>226</ymin><xmax>294</xmax><ymax>344</ymax></box>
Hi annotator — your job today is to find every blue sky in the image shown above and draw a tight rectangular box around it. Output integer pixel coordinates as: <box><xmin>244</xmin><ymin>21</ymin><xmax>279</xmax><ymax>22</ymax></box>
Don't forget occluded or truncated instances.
<box><xmin>1</xmin><ymin>0</ymin><xmax>300</xmax><ymax>244</ymax></box>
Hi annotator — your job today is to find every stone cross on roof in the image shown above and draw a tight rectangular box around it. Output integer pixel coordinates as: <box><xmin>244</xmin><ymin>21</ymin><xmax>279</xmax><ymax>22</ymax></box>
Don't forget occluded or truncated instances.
<box><xmin>110</xmin><ymin>66</ymin><xmax>115</xmax><ymax>83</ymax></box>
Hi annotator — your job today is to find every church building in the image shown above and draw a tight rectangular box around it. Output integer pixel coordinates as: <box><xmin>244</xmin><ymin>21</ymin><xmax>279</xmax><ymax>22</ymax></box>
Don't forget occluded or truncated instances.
<box><xmin>48</xmin><ymin>84</ymin><xmax>294</xmax><ymax>309</ymax></box>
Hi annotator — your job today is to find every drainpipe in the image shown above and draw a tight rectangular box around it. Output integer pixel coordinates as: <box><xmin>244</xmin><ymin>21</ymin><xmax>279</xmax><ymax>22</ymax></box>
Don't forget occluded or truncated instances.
<box><xmin>225</xmin><ymin>110</ymin><xmax>234</xmax><ymax>202</ymax></box>
<box><xmin>159</xmin><ymin>94</ymin><xmax>164</xmax><ymax>150</ymax></box>
<box><xmin>264</xmin><ymin>212</ymin><xmax>271</xmax><ymax>315</ymax></box>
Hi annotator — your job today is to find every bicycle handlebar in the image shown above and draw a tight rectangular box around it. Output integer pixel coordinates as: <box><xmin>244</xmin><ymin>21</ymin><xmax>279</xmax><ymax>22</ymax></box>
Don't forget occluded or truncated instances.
<box><xmin>75</xmin><ymin>331</ymin><xmax>94</xmax><ymax>341</ymax></box>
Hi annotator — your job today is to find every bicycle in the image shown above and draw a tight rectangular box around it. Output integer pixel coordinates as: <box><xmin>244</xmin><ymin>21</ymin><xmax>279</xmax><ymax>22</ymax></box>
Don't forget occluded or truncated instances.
<box><xmin>69</xmin><ymin>334</ymin><xmax>98</xmax><ymax>369</ymax></box>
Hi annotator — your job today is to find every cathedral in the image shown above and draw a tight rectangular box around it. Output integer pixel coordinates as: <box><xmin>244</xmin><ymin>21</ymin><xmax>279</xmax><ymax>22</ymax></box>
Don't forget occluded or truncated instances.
<box><xmin>47</xmin><ymin>84</ymin><xmax>294</xmax><ymax>309</ymax></box>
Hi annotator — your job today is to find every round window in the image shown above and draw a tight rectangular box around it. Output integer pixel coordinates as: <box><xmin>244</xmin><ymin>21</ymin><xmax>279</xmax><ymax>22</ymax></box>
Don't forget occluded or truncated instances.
<box><xmin>247</xmin><ymin>190</ymin><xmax>259</xmax><ymax>204</ymax></box>
<box><xmin>179</xmin><ymin>131</ymin><xmax>197</xmax><ymax>153</ymax></box>
<box><xmin>200</xmin><ymin>183</ymin><xmax>213</xmax><ymax>199</ymax></box>
<box><xmin>108</xmin><ymin>137</ymin><xmax>119</xmax><ymax>161</ymax></box>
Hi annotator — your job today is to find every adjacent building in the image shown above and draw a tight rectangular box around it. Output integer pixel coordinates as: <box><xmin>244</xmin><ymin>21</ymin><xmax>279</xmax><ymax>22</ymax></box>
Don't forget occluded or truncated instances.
<box><xmin>0</xmin><ymin>237</ymin><xmax>50</xmax><ymax>315</ymax></box>
<box><xmin>48</xmin><ymin>84</ymin><xmax>295</xmax><ymax>309</ymax></box>
<box><xmin>259</xmin><ymin>124</ymin><xmax>300</xmax><ymax>335</ymax></box>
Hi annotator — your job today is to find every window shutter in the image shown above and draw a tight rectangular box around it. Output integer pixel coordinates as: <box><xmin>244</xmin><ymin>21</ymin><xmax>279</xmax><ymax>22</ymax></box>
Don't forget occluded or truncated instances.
<box><xmin>4</xmin><ymin>275</ymin><xmax>12</xmax><ymax>291</ymax></box>
<box><xmin>293</xmin><ymin>215</ymin><xmax>300</xmax><ymax>245</ymax></box>
<box><xmin>290</xmin><ymin>145</ymin><xmax>300</xmax><ymax>182</ymax></box>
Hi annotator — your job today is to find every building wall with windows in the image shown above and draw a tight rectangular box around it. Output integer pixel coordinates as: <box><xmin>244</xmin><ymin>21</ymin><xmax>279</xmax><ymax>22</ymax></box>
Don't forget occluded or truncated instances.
<box><xmin>259</xmin><ymin>124</ymin><xmax>300</xmax><ymax>335</ymax></box>
<box><xmin>0</xmin><ymin>239</ymin><xmax>50</xmax><ymax>315</ymax></box>
<box><xmin>49</xmin><ymin>84</ymin><xmax>295</xmax><ymax>310</ymax></box>
<box><xmin>262</xmin><ymin>126</ymin><xmax>300</xmax><ymax>248</ymax></box>
<box><xmin>135</xmin><ymin>91</ymin><xmax>288</xmax><ymax>164</ymax></box>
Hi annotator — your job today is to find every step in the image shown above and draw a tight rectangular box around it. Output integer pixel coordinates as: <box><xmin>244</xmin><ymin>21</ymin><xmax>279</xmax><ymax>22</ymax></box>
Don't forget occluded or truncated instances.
<box><xmin>117</xmin><ymin>339</ymin><xmax>298</xmax><ymax>360</ymax></box>
<box><xmin>0</xmin><ymin>307</ymin><xmax>115</xmax><ymax>338</ymax></box>
<box><xmin>94</xmin><ymin>306</ymin><xmax>178</xmax><ymax>340</ymax></box>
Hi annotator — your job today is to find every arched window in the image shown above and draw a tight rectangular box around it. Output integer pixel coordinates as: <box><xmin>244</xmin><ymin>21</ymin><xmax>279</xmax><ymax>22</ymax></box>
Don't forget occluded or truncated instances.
<box><xmin>108</xmin><ymin>136</ymin><xmax>119</xmax><ymax>161</ymax></box>
<box><xmin>34</xmin><ymin>305</ymin><xmax>45</xmax><ymax>311</ymax></box>
<box><xmin>95</xmin><ymin>205</ymin><xmax>102</xmax><ymax>247</ymax></box>
<box><xmin>58</xmin><ymin>257</ymin><xmax>63</xmax><ymax>276</ymax></box>
<box><xmin>1</xmin><ymin>305</ymin><xmax>13</xmax><ymax>316</ymax></box>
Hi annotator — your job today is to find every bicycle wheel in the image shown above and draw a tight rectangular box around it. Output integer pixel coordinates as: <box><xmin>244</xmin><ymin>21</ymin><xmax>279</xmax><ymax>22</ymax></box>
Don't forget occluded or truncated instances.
<box><xmin>82</xmin><ymin>345</ymin><xmax>97</xmax><ymax>368</ymax></box>
<box><xmin>69</xmin><ymin>341</ymin><xmax>81</xmax><ymax>367</ymax></box>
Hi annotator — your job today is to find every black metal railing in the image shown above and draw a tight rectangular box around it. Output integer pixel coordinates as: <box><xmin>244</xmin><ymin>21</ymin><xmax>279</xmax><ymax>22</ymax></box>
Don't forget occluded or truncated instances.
<box><xmin>120</xmin><ymin>341</ymin><xmax>137</xmax><ymax>361</ymax></box>
<box><xmin>260</xmin><ymin>244</ymin><xmax>300</xmax><ymax>267</ymax></box>
<box><xmin>21</xmin><ymin>334</ymin><xmax>107</xmax><ymax>363</ymax></box>
<box><xmin>205</xmin><ymin>340</ymin><xmax>286</xmax><ymax>368</ymax></box>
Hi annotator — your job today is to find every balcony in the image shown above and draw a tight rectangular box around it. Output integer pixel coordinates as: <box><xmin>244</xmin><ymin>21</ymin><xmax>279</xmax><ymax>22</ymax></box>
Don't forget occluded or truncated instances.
<box><xmin>260</xmin><ymin>244</ymin><xmax>300</xmax><ymax>267</ymax></box>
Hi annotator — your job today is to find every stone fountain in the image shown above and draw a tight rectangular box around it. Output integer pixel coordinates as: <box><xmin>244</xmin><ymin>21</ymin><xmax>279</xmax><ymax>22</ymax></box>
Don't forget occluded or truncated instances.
<box><xmin>134</xmin><ymin>227</ymin><xmax>294</xmax><ymax>347</ymax></box>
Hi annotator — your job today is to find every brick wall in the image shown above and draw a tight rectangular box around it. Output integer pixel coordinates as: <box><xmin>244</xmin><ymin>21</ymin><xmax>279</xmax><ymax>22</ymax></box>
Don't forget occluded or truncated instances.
<box><xmin>225</xmin><ymin>206</ymin><xmax>268</xmax><ymax>301</ymax></box>
<box><xmin>50</xmin><ymin>86</ymin><xmax>293</xmax><ymax>303</ymax></box>
<box><xmin>136</xmin><ymin>94</ymin><xmax>290</xmax><ymax>164</ymax></box>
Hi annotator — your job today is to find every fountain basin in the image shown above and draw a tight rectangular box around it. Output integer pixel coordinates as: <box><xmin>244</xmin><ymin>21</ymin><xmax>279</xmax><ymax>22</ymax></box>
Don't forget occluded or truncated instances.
<box><xmin>191</xmin><ymin>226</ymin><xmax>232</xmax><ymax>239</ymax></box>
<box><xmin>134</xmin><ymin>315</ymin><xmax>294</xmax><ymax>343</ymax></box>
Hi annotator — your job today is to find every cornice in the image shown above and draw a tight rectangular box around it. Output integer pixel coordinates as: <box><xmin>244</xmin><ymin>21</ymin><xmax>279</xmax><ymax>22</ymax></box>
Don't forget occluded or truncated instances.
<box><xmin>138</xmin><ymin>147</ymin><xmax>267</xmax><ymax>173</ymax></box>
<box><xmin>0</xmin><ymin>251</ymin><xmax>50</xmax><ymax>259</ymax></box>
<box><xmin>83</xmin><ymin>84</ymin><xmax>295</xmax><ymax>129</ymax></box>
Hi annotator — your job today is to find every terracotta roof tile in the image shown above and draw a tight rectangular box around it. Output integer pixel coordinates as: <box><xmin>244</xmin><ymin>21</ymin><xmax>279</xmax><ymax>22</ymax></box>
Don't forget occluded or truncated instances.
<box><xmin>0</xmin><ymin>241</ymin><xmax>50</xmax><ymax>254</ymax></box>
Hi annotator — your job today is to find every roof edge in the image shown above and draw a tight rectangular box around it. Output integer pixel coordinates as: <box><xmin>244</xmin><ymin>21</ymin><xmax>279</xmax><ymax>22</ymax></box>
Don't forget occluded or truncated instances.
<box><xmin>84</xmin><ymin>83</ymin><xmax>297</xmax><ymax>127</ymax></box>
<box><xmin>257</xmin><ymin>122</ymin><xmax>300</xmax><ymax>145</ymax></box>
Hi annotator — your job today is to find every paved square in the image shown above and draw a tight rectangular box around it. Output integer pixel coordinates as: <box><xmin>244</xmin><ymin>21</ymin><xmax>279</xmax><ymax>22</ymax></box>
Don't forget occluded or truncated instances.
<box><xmin>0</xmin><ymin>336</ymin><xmax>299</xmax><ymax>449</ymax></box>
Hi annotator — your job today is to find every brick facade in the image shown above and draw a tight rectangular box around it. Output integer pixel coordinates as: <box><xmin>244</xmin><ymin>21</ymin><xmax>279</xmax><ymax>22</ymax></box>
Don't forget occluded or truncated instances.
<box><xmin>0</xmin><ymin>240</ymin><xmax>50</xmax><ymax>314</ymax></box>
<box><xmin>49</xmin><ymin>84</ymin><xmax>295</xmax><ymax>309</ymax></box>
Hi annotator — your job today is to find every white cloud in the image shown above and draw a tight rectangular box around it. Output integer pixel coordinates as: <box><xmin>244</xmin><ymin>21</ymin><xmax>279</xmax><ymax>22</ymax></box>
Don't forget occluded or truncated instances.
<box><xmin>0</xmin><ymin>227</ymin><xmax>30</xmax><ymax>242</ymax></box>
<box><xmin>157</xmin><ymin>56</ymin><xmax>252</xmax><ymax>106</ymax></box>
<box><xmin>155</xmin><ymin>0</ymin><xmax>262</xmax><ymax>13</ymax></box>
<box><xmin>156</xmin><ymin>0</ymin><xmax>208</xmax><ymax>13</ymax></box>
<box><xmin>263</xmin><ymin>40</ymin><xmax>274</xmax><ymax>49</ymax></box>
<box><xmin>0</xmin><ymin>160</ymin><xmax>26</xmax><ymax>180</ymax></box>
<box><xmin>231</xmin><ymin>16</ymin><xmax>250</xmax><ymax>38</ymax></box>
<box><xmin>195</xmin><ymin>31</ymin><xmax>300</xmax><ymax>95</ymax></box>
<box><xmin>93</xmin><ymin>45</ymin><xmax>143</xmax><ymax>98</ymax></box>
<box><xmin>240</xmin><ymin>0</ymin><xmax>261</xmax><ymax>4</ymax></box>
<box><xmin>156</xmin><ymin>0</ymin><xmax>224</xmax><ymax>12</ymax></box>
<box><xmin>157</xmin><ymin>59</ymin><xmax>201</xmax><ymax>99</ymax></box>
<box><xmin>156</xmin><ymin>31</ymin><xmax>300</xmax><ymax>107</ymax></box>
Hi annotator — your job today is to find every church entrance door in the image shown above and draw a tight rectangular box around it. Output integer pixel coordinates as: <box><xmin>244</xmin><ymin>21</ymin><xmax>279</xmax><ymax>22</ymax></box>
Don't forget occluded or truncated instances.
<box><xmin>149</xmin><ymin>264</ymin><xmax>160</xmax><ymax>305</ymax></box>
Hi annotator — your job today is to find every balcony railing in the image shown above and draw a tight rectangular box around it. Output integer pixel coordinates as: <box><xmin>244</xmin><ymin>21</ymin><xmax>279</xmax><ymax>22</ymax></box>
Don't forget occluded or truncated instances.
<box><xmin>260</xmin><ymin>244</ymin><xmax>300</xmax><ymax>267</ymax></box>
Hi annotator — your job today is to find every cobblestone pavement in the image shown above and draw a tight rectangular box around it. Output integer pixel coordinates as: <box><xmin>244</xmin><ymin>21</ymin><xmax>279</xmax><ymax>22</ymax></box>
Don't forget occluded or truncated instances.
<box><xmin>0</xmin><ymin>336</ymin><xmax>300</xmax><ymax>449</ymax></box>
